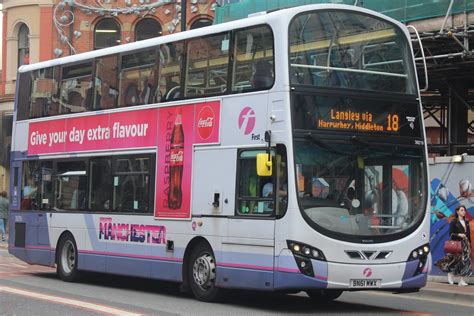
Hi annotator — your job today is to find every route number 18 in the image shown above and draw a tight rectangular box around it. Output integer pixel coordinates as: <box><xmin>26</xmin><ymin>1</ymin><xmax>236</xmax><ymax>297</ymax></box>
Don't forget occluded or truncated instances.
<box><xmin>387</xmin><ymin>114</ymin><xmax>399</xmax><ymax>132</ymax></box>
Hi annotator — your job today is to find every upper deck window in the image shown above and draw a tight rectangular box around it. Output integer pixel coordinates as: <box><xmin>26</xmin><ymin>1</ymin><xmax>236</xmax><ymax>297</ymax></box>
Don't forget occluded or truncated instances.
<box><xmin>231</xmin><ymin>25</ymin><xmax>274</xmax><ymax>93</ymax></box>
<box><xmin>185</xmin><ymin>33</ymin><xmax>229</xmax><ymax>98</ymax></box>
<box><xmin>289</xmin><ymin>10</ymin><xmax>416</xmax><ymax>94</ymax></box>
<box><xmin>59</xmin><ymin>62</ymin><xmax>93</xmax><ymax>114</ymax></box>
<box><xmin>119</xmin><ymin>49</ymin><xmax>158</xmax><ymax>107</ymax></box>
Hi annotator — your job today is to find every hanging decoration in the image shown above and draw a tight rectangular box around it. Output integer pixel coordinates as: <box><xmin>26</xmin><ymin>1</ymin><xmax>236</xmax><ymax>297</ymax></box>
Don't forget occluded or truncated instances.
<box><xmin>53</xmin><ymin>0</ymin><xmax>214</xmax><ymax>57</ymax></box>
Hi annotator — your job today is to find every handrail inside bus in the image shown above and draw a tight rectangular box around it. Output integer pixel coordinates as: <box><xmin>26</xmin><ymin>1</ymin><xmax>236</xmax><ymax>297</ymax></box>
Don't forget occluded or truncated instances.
<box><xmin>289</xmin><ymin>29</ymin><xmax>396</xmax><ymax>54</ymax></box>
<box><xmin>290</xmin><ymin>63</ymin><xmax>408</xmax><ymax>78</ymax></box>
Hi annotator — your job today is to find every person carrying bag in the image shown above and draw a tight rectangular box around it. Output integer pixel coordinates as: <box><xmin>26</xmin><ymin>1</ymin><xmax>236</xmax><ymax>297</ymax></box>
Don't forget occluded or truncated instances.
<box><xmin>435</xmin><ymin>205</ymin><xmax>472</xmax><ymax>286</ymax></box>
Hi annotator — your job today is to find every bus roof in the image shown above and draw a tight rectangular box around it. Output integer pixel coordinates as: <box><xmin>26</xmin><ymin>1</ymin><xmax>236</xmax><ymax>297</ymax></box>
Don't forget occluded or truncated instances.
<box><xmin>19</xmin><ymin>3</ymin><xmax>406</xmax><ymax>74</ymax></box>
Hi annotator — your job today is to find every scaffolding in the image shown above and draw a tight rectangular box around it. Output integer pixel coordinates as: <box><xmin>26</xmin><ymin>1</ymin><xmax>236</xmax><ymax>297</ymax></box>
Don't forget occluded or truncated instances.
<box><xmin>214</xmin><ymin>0</ymin><xmax>474</xmax><ymax>24</ymax></box>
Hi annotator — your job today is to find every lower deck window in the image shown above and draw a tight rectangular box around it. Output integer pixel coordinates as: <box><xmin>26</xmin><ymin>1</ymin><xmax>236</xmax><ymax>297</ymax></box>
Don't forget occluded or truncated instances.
<box><xmin>20</xmin><ymin>154</ymin><xmax>154</xmax><ymax>214</ymax></box>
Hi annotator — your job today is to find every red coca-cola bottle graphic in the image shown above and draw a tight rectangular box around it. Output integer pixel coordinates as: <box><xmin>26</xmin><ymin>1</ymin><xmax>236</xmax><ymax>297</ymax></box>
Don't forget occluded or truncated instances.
<box><xmin>168</xmin><ymin>110</ymin><xmax>184</xmax><ymax>209</ymax></box>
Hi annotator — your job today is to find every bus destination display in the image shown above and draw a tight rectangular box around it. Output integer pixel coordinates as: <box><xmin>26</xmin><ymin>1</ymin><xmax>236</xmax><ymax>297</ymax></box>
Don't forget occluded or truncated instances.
<box><xmin>317</xmin><ymin>108</ymin><xmax>402</xmax><ymax>133</ymax></box>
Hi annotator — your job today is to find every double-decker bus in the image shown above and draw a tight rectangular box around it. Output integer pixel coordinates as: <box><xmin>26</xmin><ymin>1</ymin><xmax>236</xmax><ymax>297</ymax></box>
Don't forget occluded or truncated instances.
<box><xmin>9</xmin><ymin>4</ymin><xmax>429</xmax><ymax>302</ymax></box>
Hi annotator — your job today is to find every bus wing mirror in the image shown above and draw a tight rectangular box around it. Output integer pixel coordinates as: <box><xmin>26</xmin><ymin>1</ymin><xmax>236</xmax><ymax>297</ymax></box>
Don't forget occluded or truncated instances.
<box><xmin>257</xmin><ymin>153</ymin><xmax>272</xmax><ymax>176</ymax></box>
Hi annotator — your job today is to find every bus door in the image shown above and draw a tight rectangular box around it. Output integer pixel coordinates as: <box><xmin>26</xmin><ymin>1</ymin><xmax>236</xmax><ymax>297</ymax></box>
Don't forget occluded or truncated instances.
<box><xmin>221</xmin><ymin>147</ymin><xmax>287</xmax><ymax>290</ymax></box>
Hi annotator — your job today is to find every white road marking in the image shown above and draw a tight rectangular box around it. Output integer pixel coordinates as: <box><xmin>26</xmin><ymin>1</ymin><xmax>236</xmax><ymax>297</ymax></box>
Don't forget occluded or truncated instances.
<box><xmin>0</xmin><ymin>286</ymin><xmax>143</xmax><ymax>315</ymax></box>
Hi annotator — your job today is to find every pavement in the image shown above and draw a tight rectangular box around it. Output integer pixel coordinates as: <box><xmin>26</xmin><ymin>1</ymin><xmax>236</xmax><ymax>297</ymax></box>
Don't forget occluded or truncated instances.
<box><xmin>1</xmin><ymin>239</ymin><xmax>472</xmax><ymax>305</ymax></box>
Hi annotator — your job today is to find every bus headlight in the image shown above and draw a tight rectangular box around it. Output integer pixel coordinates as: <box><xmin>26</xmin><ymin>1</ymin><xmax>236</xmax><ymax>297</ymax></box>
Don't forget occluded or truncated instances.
<box><xmin>408</xmin><ymin>244</ymin><xmax>429</xmax><ymax>261</ymax></box>
<box><xmin>287</xmin><ymin>240</ymin><xmax>326</xmax><ymax>261</ymax></box>
<box><xmin>407</xmin><ymin>244</ymin><xmax>430</xmax><ymax>276</ymax></box>
<box><xmin>287</xmin><ymin>241</ymin><xmax>326</xmax><ymax>277</ymax></box>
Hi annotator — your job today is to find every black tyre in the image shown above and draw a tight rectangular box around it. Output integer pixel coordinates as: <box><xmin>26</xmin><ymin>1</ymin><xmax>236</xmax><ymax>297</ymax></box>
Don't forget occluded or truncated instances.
<box><xmin>188</xmin><ymin>242</ymin><xmax>221</xmax><ymax>302</ymax></box>
<box><xmin>56</xmin><ymin>233</ymin><xmax>81</xmax><ymax>282</ymax></box>
<box><xmin>306</xmin><ymin>289</ymin><xmax>343</xmax><ymax>303</ymax></box>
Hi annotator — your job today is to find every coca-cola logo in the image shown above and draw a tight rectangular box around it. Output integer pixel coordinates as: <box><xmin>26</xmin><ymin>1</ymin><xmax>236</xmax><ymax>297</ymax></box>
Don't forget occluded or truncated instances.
<box><xmin>170</xmin><ymin>150</ymin><xmax>184</xmax><ymax>165</ymax></box>
<box><xmin>238</xmin><ymin>107</ymin><xmax>256</xmax><ymax>135</ymax></box>
<box><xmin>197</xmin><ymin>106</ymin><xmax>215</xmax><ymax>140</ymax></box>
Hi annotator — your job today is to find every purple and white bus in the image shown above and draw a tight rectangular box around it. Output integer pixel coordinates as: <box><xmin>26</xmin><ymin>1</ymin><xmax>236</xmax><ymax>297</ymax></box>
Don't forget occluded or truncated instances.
<box><xmin>9</xmin><ymin>4</ymin><xmax>429</xmax><ymax>302</ymax></box>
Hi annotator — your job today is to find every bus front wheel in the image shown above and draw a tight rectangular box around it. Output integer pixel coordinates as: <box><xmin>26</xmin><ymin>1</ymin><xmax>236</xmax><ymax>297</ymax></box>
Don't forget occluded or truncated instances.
<box><xmin>306</xmin><ymin>289</ymin><xmax>342</xmax><ymax>302</ymax></box>
<box><xmin>56</xmin><ymin>233</ymin><xmax>81</xmax><ymax>282</ymax></box>
<box><xmin>188</xmin><ymin>243</ymin><xmax>221</xmax><ymax>302</ymax></box>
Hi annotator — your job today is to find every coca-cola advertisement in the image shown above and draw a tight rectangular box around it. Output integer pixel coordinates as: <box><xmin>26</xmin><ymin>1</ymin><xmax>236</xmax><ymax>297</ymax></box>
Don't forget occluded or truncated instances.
<box><xmin>27</xmin><ymin>100</ymin><xmax>220</xmax><ymax>219</ymax></box>
<box><xmin>168</xmin><ymin>110</ymin><xmax>184</xmax><ymax>209</ymax></box>
<box><xmin>155</xmin><ymin>101</ymin><xmax>220</xmax><ymax>219</ymax></box>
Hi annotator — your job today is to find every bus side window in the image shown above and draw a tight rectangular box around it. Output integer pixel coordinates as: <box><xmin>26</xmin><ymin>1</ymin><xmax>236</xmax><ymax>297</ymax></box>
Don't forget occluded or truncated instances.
<box><xmin>159</xmin><ymin>42</ymin><xmax>184</xmax><ymax>102</ymax></box>
<box><xmin>236</xmin><ymin>149</ymin><xmax>274</xmax><ymax>216</ymax></box>
<box><xmin>30</xmin><ymin>67</ymin><xmax>60</xmax><ymax>118</ymax></box>
<box><xmin>55</xmin><ymin>161</ymin><xmax>87</xmax><ymax>211</ymax></box>
<box><xmin>232</xmin><ymin>25</ymin><xmax>274</xmax><ymax>93</ymax></box>
<box><xmin>59</xmin><ymin>62</ymin><xmax>93</xmax><ymax>114</ymax></box>
<box><xmin>94</xmin><ymin>55</ymin><xmax>119</xmax><ymax>110</ymax></box>
<box><xmin>185</xmin><ymin>33</ymin><xmax>229</xmax><ymax>98</ymax></box>
<box><xmin>21</xmin><ymin>160</ymin><xmax>53</xmax><ymax>211</ymax></box>
<box><xmin>119</xmin><ymin>49</ymin><xmax>159</xmax><ymax>107</ymax></box>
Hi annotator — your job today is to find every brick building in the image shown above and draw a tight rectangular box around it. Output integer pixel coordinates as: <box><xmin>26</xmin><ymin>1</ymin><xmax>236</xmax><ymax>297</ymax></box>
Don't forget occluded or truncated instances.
<box><xmin>0</xmin><ymin>0</ymin><xmax>216</xmax><ymax>193</ymax></box>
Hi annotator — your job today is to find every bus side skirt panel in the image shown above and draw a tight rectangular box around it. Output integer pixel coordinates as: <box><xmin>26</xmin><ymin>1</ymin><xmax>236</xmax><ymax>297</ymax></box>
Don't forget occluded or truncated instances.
<box><xmin>215</xmin><ymin>266</ymin><xmax>274</xmax><ymax>290</ymax></box>
<box><xmin>8</xmin><ymin>211</ymin><xmax>53</xmax><ymax>267</ymax></box>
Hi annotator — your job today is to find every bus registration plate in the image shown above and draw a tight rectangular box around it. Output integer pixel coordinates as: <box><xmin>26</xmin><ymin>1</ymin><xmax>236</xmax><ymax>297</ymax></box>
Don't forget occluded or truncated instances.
<box><xmin>350</xmin><ymin>279</ymin><xmax>381</xmax><ymax>288</ymax></box>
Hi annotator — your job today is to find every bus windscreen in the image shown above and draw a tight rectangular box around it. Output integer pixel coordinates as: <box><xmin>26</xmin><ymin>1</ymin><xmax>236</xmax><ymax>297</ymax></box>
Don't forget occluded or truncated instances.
<box><xmin>289</xmin><ymin>10</ymin><xmax>416</xmax><ymax>94</ymax></box>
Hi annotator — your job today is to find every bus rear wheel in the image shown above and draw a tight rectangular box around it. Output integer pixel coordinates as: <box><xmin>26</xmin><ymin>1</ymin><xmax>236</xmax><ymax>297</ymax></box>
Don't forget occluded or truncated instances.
<box><xmin>57</xmin><ymin>233</ymin><xmax>81</xmax><ymax>282</ymax></box>
<box><xmin>188</xmin><ymin>243</ymin><xmax>221</xmax><ymax>302</ymax></box>
<box><xmin>306</xmin><ymin>289</ymin><xmax>342</xmax><ymax>303</ymax></box>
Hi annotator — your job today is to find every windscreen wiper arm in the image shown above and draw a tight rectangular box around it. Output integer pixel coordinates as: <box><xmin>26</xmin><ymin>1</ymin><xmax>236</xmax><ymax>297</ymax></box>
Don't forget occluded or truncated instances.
<box><xmin>349</xmin><ymin>135</ymin><xmax>370</xmax><ymax>146</ymax></box>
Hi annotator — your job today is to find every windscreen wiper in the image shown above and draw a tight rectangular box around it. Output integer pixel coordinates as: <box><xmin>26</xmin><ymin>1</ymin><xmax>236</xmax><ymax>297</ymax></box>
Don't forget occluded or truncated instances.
<box><xmin>349</xmin><ymin>135</ymin><xmax>370</xmax><ymax>146</ymax></box>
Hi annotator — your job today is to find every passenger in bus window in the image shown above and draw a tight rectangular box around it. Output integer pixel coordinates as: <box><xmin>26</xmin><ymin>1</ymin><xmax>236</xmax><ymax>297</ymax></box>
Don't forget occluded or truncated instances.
<box><xmin>139</xmin><ymin>78</ymin><xmax>155</xmax><ymax>104</ymax></box>
<box><xmin>251</xmin><ymin>60</ymin><xmax>273</xmax><ymax>89</ymax></box>
<box><xmin>99</xmin><ymin>82</ymin><xmax>118</xmax><ymax>109</ymax></box>
<box><xmin>342</xmin><ymin>187</ymin><xmax>356</xmax><ymax>210</ymax></box>
<box><xmin>261</xmin><ymin>181</ymin><xmax>274</xmax><ymax>213</ymax></box>
<box><xmin>164</xmin><ymin>78</ymin><xmax>180</xmax><ymax>101</ymax></box>
<box><xmin>21</xmin><ymin>185</ymin><xmax>38</xmax><ymax>210</ymax></box>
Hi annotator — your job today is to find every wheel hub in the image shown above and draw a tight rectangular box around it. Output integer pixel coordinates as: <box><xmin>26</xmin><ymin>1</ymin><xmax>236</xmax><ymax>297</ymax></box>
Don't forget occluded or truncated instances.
<box><xmin>192</xmin><ymin>254</ymin><xmax>216</xmax><ymax>290</ymax></box>
<box><xmin>61</xmin><ymin>240</ymin><xmax>76</xmax><ymax>274</ymax></box>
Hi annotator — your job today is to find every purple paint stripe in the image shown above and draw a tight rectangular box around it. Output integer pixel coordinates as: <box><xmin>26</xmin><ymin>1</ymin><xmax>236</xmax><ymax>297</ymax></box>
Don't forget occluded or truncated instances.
<box><xmin>26</xmin><ymin>245</ymin><xmax>51</xmax><ymax>250</ymax></box>
<box><xmin>315</xmin><ymin>275</ymin><xmax>328</xmax><ymax>281</ymax></box>
<box><xmin>275</xmin><ymin>267</ymin><xmax>327</xmax><ymax>280</ymax></box>
<box><xmin>275</xmin><ymin>267</ymin><xmax>300</xmax><ymax>273</ymax></box>
<box><xmin>78</xmin><ymin>249</ymin><xmax>183</xmax><ymax>262</ymax></box>
<box><xmin>9</xmin><ymin>245</ymin><xmax>56</xmax><ymax>251</ymax></box>
<box><xmin>218</xmin><ymin>262</ymin><xmax>274</xmax><ymax>271</ymax></box>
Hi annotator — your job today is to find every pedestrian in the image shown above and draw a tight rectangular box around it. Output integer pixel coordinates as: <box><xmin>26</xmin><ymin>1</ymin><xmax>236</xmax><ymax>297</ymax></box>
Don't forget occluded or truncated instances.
<box><xmin>0</xmin><ymin>191</ymin><xmax>9</xmax><ymax>242</ymax></box>
<box><xmin>435</xmin><ymin>205</ymin><xmax>472</xmax><ymax>286</ymax></box>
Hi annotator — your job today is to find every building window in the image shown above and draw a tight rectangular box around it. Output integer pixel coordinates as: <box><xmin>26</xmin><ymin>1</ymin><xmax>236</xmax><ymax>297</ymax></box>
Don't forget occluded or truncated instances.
<box><xmin>18</xmin><ymin>24</ymin><xmax>30</xmax><ymax>68</ymax></box>
<box><xmin>135</xmin><ymin>18</ymin><xmax>162</xmax><ymax>41</ymax></box>
<box><xmin>94</xmin><ymin>19</ymin><xmax>121</xmax><ymax>50</ymax></box>
<box><xmin>190</xmin><ymin>18</ymin><xmax>213</xmax><ymax>30</ymax></box>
